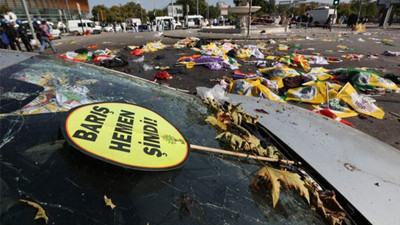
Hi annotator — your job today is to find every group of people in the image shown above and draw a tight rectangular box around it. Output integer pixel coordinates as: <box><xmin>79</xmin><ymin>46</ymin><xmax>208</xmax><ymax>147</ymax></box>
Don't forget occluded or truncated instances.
<box><xmin>107</xmin><ymin>20</ymin><xmax>173</xmax><ymax>33</ymax></box>
<box><xmin>0</xmin><ymin>18</ymin><xmax>56</xmax><ymax>54</ymax></box>
<box><xmin>212</xmin><ymin>18</ymin><xmax>235</xmax><ymax>26</ymax></box>
<box><xmin>292</xmin><ymin>14</ymin><xmax>314</xmax><ymax>29</ymax></box>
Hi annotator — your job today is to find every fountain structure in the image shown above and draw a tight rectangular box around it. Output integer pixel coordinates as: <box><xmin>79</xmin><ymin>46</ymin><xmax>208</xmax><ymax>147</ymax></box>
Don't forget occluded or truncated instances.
<box><xmin>201</xmin><ymin>0</ymin><xmax>285</xmax><ymax>35</ymax></box>
<box><xmin>229</xmin><ymin>0</ymin><xmax>261</xmax><ymax>33</ymax></box>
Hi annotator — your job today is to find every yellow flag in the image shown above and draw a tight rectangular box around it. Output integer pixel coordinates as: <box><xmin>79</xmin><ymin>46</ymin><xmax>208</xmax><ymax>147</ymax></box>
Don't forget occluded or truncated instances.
<box><xmin>336</xmin><ymin>83</ymin><xmax>384</xmax><ymax>119</ymax></box>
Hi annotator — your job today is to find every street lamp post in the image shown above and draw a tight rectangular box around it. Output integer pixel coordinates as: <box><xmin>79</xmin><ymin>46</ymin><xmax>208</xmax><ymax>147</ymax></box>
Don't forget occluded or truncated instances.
<box><xmin>356</xmin><ymin>0</ymin><xmax>362</xmax><ymax>23</ymax></box>
<box><xmin>247</xmin><ymin>0</ymin><xmax>252</xmax><ymax>38</ymax></box>
<box><xmin>65</xmin><ymin>0</ymin><xmax>72</xmax><ymax>20</ymax></box>
<box><xmin>21</xmin><ymin>0</ymin><xmax>37</xmax><ymax>41</ymax></box>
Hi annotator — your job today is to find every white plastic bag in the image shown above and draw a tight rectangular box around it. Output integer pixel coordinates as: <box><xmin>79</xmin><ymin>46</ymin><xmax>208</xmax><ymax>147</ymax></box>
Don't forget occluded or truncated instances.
<box><xmin>196</xmin><ymin>84</ymin><xmax>227</xmax><ymax>105</ymax></box>
<box><xmin>143</xmin><ymin>63</ymin><xmax>153</xmax><ymax>71</ymax></box>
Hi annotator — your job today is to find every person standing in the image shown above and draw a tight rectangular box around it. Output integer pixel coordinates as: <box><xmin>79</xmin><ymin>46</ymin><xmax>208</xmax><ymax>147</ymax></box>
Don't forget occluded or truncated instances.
<box><xmin>301</xmin><ymin>14</ymin><xmax>308</xmax><ymax>29</ymax></box>
<box><xmin>0</xmin><ymin>20</ymin><xmax>8</xmax><ymax>49</ymax></box>
<box><xmin>324</xmin><ymin>15</ymin><xmax>332</xmax><ymax>31</ymax></box>
<box><xmin>0</xmin><ymin>20</ymin><xmax>10</xmax><ymax>49</ymax></box>
<box><xmin>339</xmin><ymin>15</ymin><xmax>346</xmax><ymax>28</ymax></box>
<box><xmin>33</xmin><ymin>19</ymin><xmax>42</xmax><ymax>44</ymax></box>
<box><xmin>16</xmin><ymin>20</ymin><xmax>33</xmax><ymax>52</ymax></box>
<box><xmin>133</xmin><ymin>22</ymin><xmax>137</xmax><ymax>32</ymax></box>
<box><xmin>39</xmin><ymin>20</ymin><xmax>56</xmax><ymax>54</ymax></box>
<box><xmin>309</xmin><ymin>14</ymin><xmax>313</xmax><ymax>27</ymax></box>
<box><xmin>389</xmin><ymin>14</ymin><xmax>396</xmax><ymax>26</ymax></box>
<box><xmin>296</xmin><ymin>15</ymin><xmax>302</xmax><ymax>28</ymax></box>
<box><xmin>147</xmin><ymin>21</ymin><xmax>151</xmax><ymax>32</ymax></box>
<box><xmin>4</xmin><ymin>21</ymin><xmax>21</xmax><ymax>51</ymax></box>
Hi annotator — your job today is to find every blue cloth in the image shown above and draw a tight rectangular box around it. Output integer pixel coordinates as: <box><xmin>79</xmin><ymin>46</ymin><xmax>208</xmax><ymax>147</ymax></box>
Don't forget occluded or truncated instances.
<box><xmin>1</xmin><ymin>32</ymin><xmax>9</xmax><ymax>45</ymax></box>
<box><xmin>40</xmin><ymin>37</ymin><xmax>56</xmax><ymax>53</ymax></box>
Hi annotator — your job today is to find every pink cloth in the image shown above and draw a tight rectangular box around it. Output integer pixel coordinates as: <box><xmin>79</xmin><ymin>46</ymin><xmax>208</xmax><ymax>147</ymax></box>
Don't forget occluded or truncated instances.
<box><xmin>40</xmin><ymin>24</ymin><xmax>50</xmax><ymax>37</ymax></box>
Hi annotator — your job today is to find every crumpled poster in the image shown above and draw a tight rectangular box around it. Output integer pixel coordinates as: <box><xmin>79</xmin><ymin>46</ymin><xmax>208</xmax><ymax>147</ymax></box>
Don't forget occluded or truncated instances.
<box><xmin>173</xmin><ymin>37</ymin><xmax>200</xmax><ymax>49</ymax></box>
<box><xmin>286</xmin><ymin>81</ymin><xmax>327</xmax><ymax>104</ymax></box>
<box><xmin>228</xmin><ymin>78</ymin><xmax>285</xmax><ymax>103</ymax></box>
<box><xmin>335</xmin><ymin>83</ymin><xmax>385</xmax><ymax>119</ymax></box>
<box><xmin>178</xmin><ymin>55</ymin><xmax>239</xmax><ymax>71</ymax></box>
<box><xmin>3</xmin><ymin>71</ymin><xmax>96</xmax><ymax>116</ymax></box>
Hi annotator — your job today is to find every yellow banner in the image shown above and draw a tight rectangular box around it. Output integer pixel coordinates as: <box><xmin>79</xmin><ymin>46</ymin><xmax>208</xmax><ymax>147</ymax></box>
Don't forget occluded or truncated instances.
<box><xmin>63</xmin><ymin>103</ymin><xmax>189</xmax><ymax>170</ymax></box>
<box><xmin>336</xmin><ymin>83</ymin><xmax>385</xmax><ymax>119</ymax></box>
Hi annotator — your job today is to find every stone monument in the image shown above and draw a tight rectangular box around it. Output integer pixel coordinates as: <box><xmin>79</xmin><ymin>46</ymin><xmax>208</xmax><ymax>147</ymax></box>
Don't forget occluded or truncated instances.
<box><xmin>229</xmin><ymin>0</ymin><xmax>261</xmax><ymax>33</ymax></box>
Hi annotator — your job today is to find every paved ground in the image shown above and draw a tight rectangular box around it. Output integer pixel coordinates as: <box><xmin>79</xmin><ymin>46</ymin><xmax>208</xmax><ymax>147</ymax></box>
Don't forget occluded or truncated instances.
<box><xmin>43</xmin><ymin>27</ymin><xmax>400</xmax><ymax>149</ymax></box>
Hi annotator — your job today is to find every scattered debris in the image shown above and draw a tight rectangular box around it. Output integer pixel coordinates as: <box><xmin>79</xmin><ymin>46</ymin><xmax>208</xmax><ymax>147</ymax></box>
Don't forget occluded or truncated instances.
<box><xmin>20</xmin><ymin>199</ymin><xmax>49</xmax><ymax>223</ymax></box>
<box><xmin>104</xmin><ymin>195</ymin><xmax>116</xmax><ymax>209</ymax></box>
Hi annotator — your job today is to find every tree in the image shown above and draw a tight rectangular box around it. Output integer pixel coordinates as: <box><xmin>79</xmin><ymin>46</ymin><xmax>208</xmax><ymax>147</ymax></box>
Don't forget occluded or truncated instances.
<box><xmin>253</xmin><ymin>0</ymin><xmax>277</xmax><ymax>15</ymax></box>
<box><xmin>91</xmin><ymin>2</ymin><xmax>147</xmax><ymax>23</ymax></box>
<box><xmin>265</xmin><ymin>0</ymin><xmax>277</xmax><ymax>14</ymax></box>
<box><xmin>298</xmin><ymin>3</ymin><xmax>308</xmax><ymax>15</ymax></box>
<box><xmin>350</xmin><ymin>0</ymin><xmax>378</xmax><ymax>19</ymax></box>
<box><xmin>337</xmin><ymin>3</ymin><xmax>355</xmax><ymax>17</ymax></box>
<box><xmin>276</xmin><ymin>5</ymin><xmax>290</xmax><ymax>14</ymax></box>
<box><xmin>364</xmin><ymin>1</ymin><xmax>378</xmax><ymax>18</ymax></box>
<box><xmin>120</xmin><ymin>2</ymin><xmax>147</xmax><ymax>22</ymax></box>
<box><xmin>176</xmin><ymin>0</ymin><xmax>208</xmax><ymax>17</ymax></box>
<box><xmin>92</xmin><ymin>5</ymin><xmax>116</xmax><ymax>22</ymax></box>
<box><xmin>209</xmin><ymin>6</ymin><xmax>220</xmax><ymax>19</ymax></box>
<box><xmin>110</xmin><ymin>6</ymin><xmax>124</xmax><ymax>22</ymax></box>
<box><xmin>147</xmin><ymin>8</ymin><xmax>168</xmax><ymax>21</ymax></box>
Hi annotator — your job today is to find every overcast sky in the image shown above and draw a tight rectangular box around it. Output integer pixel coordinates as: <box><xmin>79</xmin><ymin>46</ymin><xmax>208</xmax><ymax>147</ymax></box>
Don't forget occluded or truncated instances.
<box><xmin>88</xmin><ymin>0</ymin><xmax>350</xmax><ymax>11</ymax></box>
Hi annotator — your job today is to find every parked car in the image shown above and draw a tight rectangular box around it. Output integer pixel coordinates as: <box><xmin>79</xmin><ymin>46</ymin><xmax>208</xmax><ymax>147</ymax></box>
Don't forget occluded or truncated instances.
<box><xmin>185</xmin><ymin>15</ymin><xmax>205</xmax><ymax>28</ymax></box>
<box><xmin>47</xmin><ymin>22</ymin><xmax>61</xmax><ymax>39</ymax></box>
<box><xmin>125</xmin><ymin>18</ymin><xmax>141</xmax><ymax>30</ymax></box>
<box><xmin>0</xmin><ymin>50</ymin><xmax>330</xmax><ymax>225</ymax></box>
<box><xmin>155</xmin><ymin>16</ymin><xmax>182</xmax><ymax>30</ymax></box>
<box><xmin>67</xmin><ymin>20</ymin><xmax>102</xmax><ymax>35</ymax></box>
<box><xmin>102</xmin><ymin>25</ymin><xmax>122</xmax><ymax>32</ymax></box>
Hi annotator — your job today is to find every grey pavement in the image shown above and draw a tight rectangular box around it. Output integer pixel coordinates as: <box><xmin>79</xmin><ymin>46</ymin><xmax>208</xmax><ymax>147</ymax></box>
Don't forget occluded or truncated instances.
<box><xmin>161</xmin><ymin>24</ymin><xmax>400</xmax><ymax>40</ymax></box>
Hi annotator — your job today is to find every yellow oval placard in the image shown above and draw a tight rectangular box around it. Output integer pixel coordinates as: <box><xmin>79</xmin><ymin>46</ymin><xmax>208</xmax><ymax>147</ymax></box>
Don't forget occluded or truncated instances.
<box><xmin>62</xmin><ymin>102</ymin><xmax>189</xmax><ymax>171</ymax></box>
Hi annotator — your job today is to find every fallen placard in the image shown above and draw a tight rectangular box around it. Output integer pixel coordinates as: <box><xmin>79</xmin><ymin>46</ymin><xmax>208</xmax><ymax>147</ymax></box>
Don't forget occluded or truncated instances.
<box><xmin>62</xmin><ymin>102</ymin><xmax>297</xmax><ymax>171</ymax></box>
<box><xmin>62</xmin><ymin>102</ymin><xmax>189</xmax><ymax>171</ymax></box>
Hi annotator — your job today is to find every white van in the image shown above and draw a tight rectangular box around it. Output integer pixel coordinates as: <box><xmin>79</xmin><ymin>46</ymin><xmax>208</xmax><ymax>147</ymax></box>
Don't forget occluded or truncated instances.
<box><xmin>67</xmin><ymin>20</ymin><xmax>102</xmax><ymax>35</ymax></box>
<box><xmin>155</xmin><ymin>16</ymin><xmax>182</xmax><ymax>30</ymax></box>
<box><xmin>125</xmin><ymin>18</ymin><xmax>141</xmax><ymax>30</ymax></box>
<box><xmin>185</xmin><ymin>15</ymin><xmax>204</xmax><ymax>28</ymax></box>
<box><xmin>306</xmin><ymin>6</ymin><xmax>337</xmax><ymax>26</ymax></box>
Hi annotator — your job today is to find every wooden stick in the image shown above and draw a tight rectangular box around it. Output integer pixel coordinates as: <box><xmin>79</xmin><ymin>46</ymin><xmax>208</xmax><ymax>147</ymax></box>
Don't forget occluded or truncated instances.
<box><xmin>190</xmin><ymin>144</ymin><xmax>298</xmax><ymax>165</ymax></box>
<box><xmin>389</xmin><ymin>111</ymin><xmax>400</xmax><ymax>118</ymax></box>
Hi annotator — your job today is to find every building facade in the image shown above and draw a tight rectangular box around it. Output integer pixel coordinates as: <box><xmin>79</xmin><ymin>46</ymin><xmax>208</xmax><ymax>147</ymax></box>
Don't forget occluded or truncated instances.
<box><xmin>217</xmin><ymin>1</ymin><xmax>228</xmax><ymax>16</ymax></box>
<box><xmin>0</xmin><ymin>0</ymin><xmax>89</xmax><ymax>23</ymax></box>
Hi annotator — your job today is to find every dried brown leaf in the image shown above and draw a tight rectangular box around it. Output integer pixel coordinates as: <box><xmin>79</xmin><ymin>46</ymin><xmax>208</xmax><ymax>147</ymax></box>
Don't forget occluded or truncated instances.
<box><xmin>104</xmin><ymin>195</ymin><xmax>116</xmax><ymax>210</ymax></box>
<box><xmin>319</xmin><ymin>191</ymin><xmax>346</xmax><ymax>225</ymax></box>
<box><xmin>216</xmin><ymin>132</ymin><xmax>248</xmax><ymax>150</ymax></box>
<box><xmin>205</xmin><ymin>116</ymin><xmax>227</xmax><ymax>131</ymax></box>
<box><xmin>216</xmin><ymin>111</ymin><xmax>232</xmax><ymax>125</ymax></box>
<box><xmin>254</xmin><ymin>166</ymin><xmax>310</xmax><ymax>208</ymax></box>
<box><xmin>202</xmin><ymin>98</ymin><xmax>220</xmax><ymax>112</ymax></box>
<box><xmin>305</xmin><ymin>180</ymin><xmax>346</xmax><ymax>225</ymax></box>
<box><xmin>20</xmin><ymin>199</ymin><xmax>49</xmax><ymax>223</ymax></box>
<box><xmin>231</xmin><ymin>124</ymin><xmax>251</xmax><ymax>137</ymax></box>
